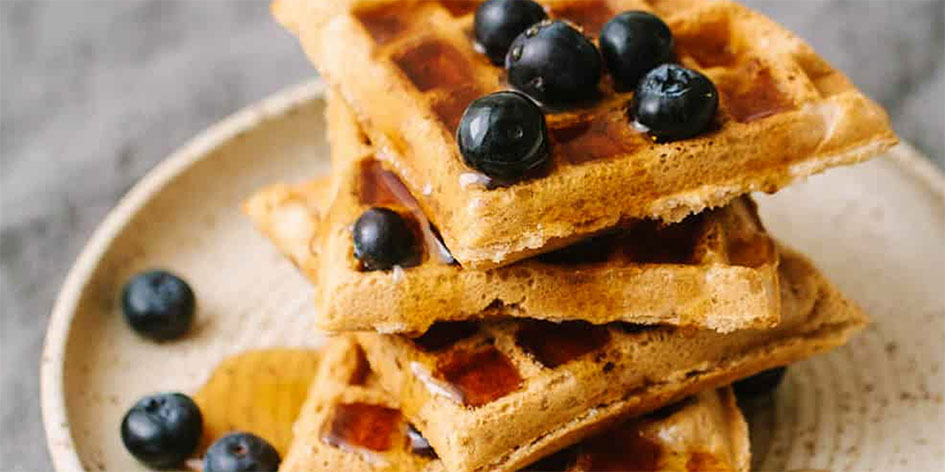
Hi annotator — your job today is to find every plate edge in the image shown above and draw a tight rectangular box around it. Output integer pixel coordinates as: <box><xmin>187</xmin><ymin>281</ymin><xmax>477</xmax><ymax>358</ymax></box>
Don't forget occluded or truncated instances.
<box><xmin>40</xmin><ymin>79</ymin><xmax>326</xmax><ymax>472</ymax></box>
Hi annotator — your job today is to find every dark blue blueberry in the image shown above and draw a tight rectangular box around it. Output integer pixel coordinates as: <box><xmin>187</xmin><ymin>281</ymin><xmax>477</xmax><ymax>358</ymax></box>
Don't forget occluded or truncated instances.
<box><xmin>599</xmin><ymin>11</ymin><xmax>674</xmax><ymax>89</ymax></box>
<box><xmin>120</xmin><ymin>392</ymin><xmax>202</xmax><ymax>469</ymax></box>
<box><xmin>121</xmin><ymin>270</ymin><xmax>195</xmax><ymax>341</ymax></box>
<box><xmin>474</xmin><ymin>0</ymin><xmax>547</xmax><ymax>64</ymax></box>
<box><xmin>631</xmin><ymin>63</ymin><xmax>718</xmax><ymax>140</ymax></box>
<box><xmin>353</xmin><ymin>207</ymin><xmax>419</xmax><ymax>271</ymax></box>
<box><xmin>204</xmin><ymin>432</ymin><xmax>280</xmax><ymax>472</ymax></box>
<box><xmin>457</xmin><ymin>91</ymin><xmax>549</xmax><ymax>180</ymax></box>
<box><xmin>505</xmin><ymin>20</ymin><xmax>602</xmax><ymax>104</ymax></box>
<box><xmin>734</xmin><ymin>366</ymin><xmax>788</xmax><ymax>397</ymax></box>
<box><xmin>406</xmin><ymin>424</ymin><xmax>437</xmax><ymax>458</ymax></box>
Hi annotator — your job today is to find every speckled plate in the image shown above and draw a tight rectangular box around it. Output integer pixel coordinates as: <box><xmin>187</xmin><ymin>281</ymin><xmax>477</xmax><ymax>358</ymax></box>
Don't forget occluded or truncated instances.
<box><xmin>41</xmin><ymin>79</ymin><xmax>945</xmax><ymax>472</ymax></box>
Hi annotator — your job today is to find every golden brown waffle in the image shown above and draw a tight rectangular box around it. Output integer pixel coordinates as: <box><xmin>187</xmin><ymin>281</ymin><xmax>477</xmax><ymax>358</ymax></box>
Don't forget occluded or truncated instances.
<box><xmin>273</xmin><ymin>0</ymin><xmax>897</xmax><ymax>269</ymax></box>
<box><xmin>243</xmin><ymin>93</ymin><xmax>780</xmax><ymax>334</ymax></box>
<box><xmin>280</xmin><ymin>337</ymin><xmax>750</xmax><ymax>472</ymax></box>
<box><xmin>355</xmin><ymin>247</ymin><xmax>866</xmax><ymax>472</ymax></box>
<box><xmin>279</xmin><ymin>336</ymin><xmax>438</xmax><ymax>472</ymax></box>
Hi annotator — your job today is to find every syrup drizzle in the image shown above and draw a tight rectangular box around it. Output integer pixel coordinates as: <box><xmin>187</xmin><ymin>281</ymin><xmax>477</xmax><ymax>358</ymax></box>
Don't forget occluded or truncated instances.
<box><xmin>433</xmin><ymin>344</ymin><xmax>523</xmax><ymax>407</ymax></box>
<box><xmin>394</xmin><ymin>39</ymin><xmax>475</xmax><ymax>92</ymax></box>
<box><xmin>520</xmin><ymin>397</ymin><xmax>723</xmax><ymax>471</ymax></box>
<box><xmin>191</xmin><ymin>349</ymin><xmax>321</xmax><ymax>457</ymax></box>
<box><xmin>410</xmin><ymin>361</ymin><xmax>464</xmax><ymax>403</ymax></box>
<box><xmin>358</xmin><ymin>160</ymin><xmax>455</xmax><ymax>265</ymax></box>
<box><xmin>622</xmin><ymin>217</ymin><xmax>702</xmax><ymax>264</ymax></box>
<box><xmin>577</xmin><ymin>423</ymin><xmax>664</xmax><ymax>471</ymax></box>
<box><xmin>717</xmin><ymin>59</ymin><xmax>795</xmax><ymax>122</ymax></box>
<box><xmin>438</xmin><ymin>0</ymin><xmax>481</xmax><ymax>17</ymax></box>
<box><xmin>354</xmin><ymin>4</ymin><xmax>409</xmax><ymax>45</ymax></box>
<box><xmin>516</xmin><ymin>320</ymin><xmax>611</xmax><ymax>368</ymax></box>
<box><xmin>550</xmin><ymin>110</ymin><xmax>646</xmax><ymax>164</ymax></box>
<box><xmin>322</xmin><ymin>402</ymin><xmax>403</xmax><ymax>454</ymax></box>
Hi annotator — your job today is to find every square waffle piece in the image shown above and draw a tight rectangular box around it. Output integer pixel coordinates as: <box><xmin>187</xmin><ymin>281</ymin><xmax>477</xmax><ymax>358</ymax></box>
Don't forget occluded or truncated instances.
<box><xmin>272</xmin><ymin>0</ymin><xmax>897</xmax><ymax>269</ymax></box>
<box><xmin>243</xmin><ymin>93</ymin><xmax>780</xmax><ymax>334</ymax></box>
<box><xmin>280</xmin><ymin>336</ymin><xmax>750</xmax><ymax>472</ymax></box>
<box><xmin>354</xmin><ymin>247</ymin><xmax>866</xmax><ymax>472</ymax></box>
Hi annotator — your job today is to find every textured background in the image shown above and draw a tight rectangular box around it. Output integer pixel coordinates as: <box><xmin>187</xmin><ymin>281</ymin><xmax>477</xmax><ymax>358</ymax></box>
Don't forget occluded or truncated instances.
<box><xmin>1</xmin><ymin>1</ymin><xmax>942</xmax><ymax>470</ymax></box>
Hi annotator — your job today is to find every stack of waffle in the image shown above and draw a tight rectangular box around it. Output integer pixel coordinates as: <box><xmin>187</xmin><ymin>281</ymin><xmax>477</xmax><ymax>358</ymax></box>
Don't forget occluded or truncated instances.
<box><xmin>247</xmin><ymin>0</ymin><xmax>897</xmax><ymax>470</ymax></box>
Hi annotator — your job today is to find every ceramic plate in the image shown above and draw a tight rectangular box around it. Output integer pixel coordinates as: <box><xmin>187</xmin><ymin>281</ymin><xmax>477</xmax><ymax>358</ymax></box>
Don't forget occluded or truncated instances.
<box><xmin>41</xmin><ymin>80</ymin><xmax>945</xmax><ymax>471</ymax></box>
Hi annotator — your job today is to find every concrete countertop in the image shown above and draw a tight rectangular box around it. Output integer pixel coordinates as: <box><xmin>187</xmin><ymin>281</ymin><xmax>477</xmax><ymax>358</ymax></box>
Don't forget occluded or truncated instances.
<box><xmin>1</xmin><ymin>1</ymin><xmax>942</xmax><ymax>470</ymax></box>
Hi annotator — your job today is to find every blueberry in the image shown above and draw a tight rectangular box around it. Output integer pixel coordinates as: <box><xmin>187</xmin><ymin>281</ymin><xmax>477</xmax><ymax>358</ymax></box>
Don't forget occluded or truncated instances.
<box><xmin>631</xmin><ymin>63</ymin><xmax>718</xmax><ymax>140</ymax></box>
<box><xmin>204</xmin><ymin>432</ymin><xmax>280</xmax><ymax>472</ymax></box>
<box><xmin>474</xmin><ymin>0</ymin><xmax>547</xmax><ymax>64</ymax></box>
<box><xmin>353</xmin><ymin>207</ymin><xmax>419</xmax><ymax>271</ymax></box>
<box><xmin>407</xmin><ymin>424</ymin><xmax>437</xmax><ymax>458</ymax></box>
<box><xmin>734</xmin><ymin>366</ymin><xmax>788</xmax><ymax>397</ymax></box>
<box><xmin>121</xmin><ymin>392</ymin><xmax>202</xmax><ymax>468</ymax></box>
<box><xmin>506</xmin><ymin>20</ymin><xmax>602</xmax><ymax>104</ymax></box>
<box><xmin>600</xmin><ymin>11</ymin><xmax>674</xmax><ymax>89</ymax></box>
<box><xmin>457</xmin><ymin>91</ymin><xmax>549</xmax><ymax>180</ymax></box>
<box><xmin>121</xmin><ymin>270</ymin><xmax>195</xmax><ymax>341</ymax></box>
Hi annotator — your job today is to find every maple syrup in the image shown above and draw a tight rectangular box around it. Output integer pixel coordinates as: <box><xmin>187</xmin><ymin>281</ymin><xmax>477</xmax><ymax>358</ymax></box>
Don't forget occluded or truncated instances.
<box><xmin>394</xmin><ymin>39</ymin><xmax>475</xmax><ymax>92</ymax></box>
<box><xmin>412</xmin><ymin>320</ymin><xmax>479</xmax><ymax>351</ymax></box>
<box><xmin>358</xmin><ymin>160</ymin><xmax>455</xmax><ymax>265</ymax></box>
<box><xmin>516</xmin><ymin>320</ymin><xmax>611</xmax><ymax>368</ymax></box>
<box><xmin>622</xmin><ymin>215</ymin><xmax>701</xmax><ymax>264</ymax></box>
<box><xmin>717</xmin><ymin>59</ymin><xmax>795</xmax><ymax>122</ymax></box>
<box><xmin>191</xmin><ymin>349</ymin><xmax>321</xmax><ymax>457</ymax></box>
<box><xmin>439</xmin><ymin>0</ymin><xmax>481</xmax><ymax>17</ymax></box>
<box><xmin>355</xmin><ymin>3</ymin><xmax>410</xmax><ymax>45</ymax></box>
<box><xmin>359</xmin><ymin>160</ymin><xmax>404</xmax><ymax>206</ymax></box>
<box><xmin>322</xmin><ymin>402</ymin><xmax>403</xmax><ymax>453</ymax></box>
<box><xmin>550</xmin><ymin>0</ymin><xmax>616</xmax><ymax>37</ymax></box>
<box><xmin>434</xmin><ymin>344</ymin><xmax>523</xmax><ymax>406</ymax></box>
<box><xmin>432</xmin><ymin>84</ymin><xmax>484</xmax><ymax>132</ymax></box>
<box><xmin>575</xmin><ymin>421</ymin><xmax>664</xmax><ymax>471</ymax></box>
<box><xmin>349</xmin><ymin>346</ymin><xmax>372</xmax><ymax>386</ymax></box>
<box><xmin>550</xmin><ymin>110</ymin><xmax>646</xmax><ymax>165</ymax></box>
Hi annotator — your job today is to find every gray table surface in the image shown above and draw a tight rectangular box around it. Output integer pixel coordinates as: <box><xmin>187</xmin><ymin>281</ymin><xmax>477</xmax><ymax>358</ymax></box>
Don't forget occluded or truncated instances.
<box><xmin>1</xmin><ymin>1</ymin><xmax>942</xmax><ymax>470</ymax></box>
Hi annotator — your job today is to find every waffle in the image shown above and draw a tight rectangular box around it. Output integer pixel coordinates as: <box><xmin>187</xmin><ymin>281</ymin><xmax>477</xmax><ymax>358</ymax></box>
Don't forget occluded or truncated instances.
<box><xmin>354</xmin><ymin>247</ymin><xmax>866</xmax><ymax>472</ymax></box>
<box><xmin>243</xmin><ymin>93</ymin><xmax>780</xmax><ymax>334</ymax></box>
<box><xmin>272</xmin><ymin>0</ymin><xmax>897</xmax><ymax>269</ymax></box>
<box><xmin>280</xmin><ymin>337</ymin><xmax>750</xmax><ymax>472</ymax></box>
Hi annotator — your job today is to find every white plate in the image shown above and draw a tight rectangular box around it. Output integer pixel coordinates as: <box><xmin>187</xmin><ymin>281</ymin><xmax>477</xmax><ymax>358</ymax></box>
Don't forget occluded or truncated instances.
<box><xmin>41</xmin><ymin>80</ymin><xmax>945</xmax><ymax>471</ymax></box>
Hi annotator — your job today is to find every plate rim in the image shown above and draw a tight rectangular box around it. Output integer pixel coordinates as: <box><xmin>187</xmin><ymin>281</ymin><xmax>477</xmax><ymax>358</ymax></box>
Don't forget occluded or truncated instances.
<box><xmin>39</xmin><ymin>76</ymin><xmax>944</xmax><ymax>471</ymax></box>
<box><xmin>40</xmin><ymin>79</ymin><xmax>325</xmax><ymax>472</ymax></box>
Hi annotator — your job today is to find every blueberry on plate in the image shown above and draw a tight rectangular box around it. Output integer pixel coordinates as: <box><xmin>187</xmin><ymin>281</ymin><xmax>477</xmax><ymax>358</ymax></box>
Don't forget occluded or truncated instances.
<box><xmin>353</xmin><ymin>207</ymin><xmax>419</xmax><ymax>271</ymax></box>
<box><xmin>631</xmin><ymin>63</ymin><xmax>718</xmax><ymax>141</ymax></box>
<box><xmin>474</xmin><ymin>0</ymin><xmax>547</xmax><ymax>64</ymax></box>
<box><xmin>457</xmin><ymin>91</ymin><xmax>549</xmax><ymax>180</ymax></box>
<box><xmin>734</xmin><ymin>366</ymin><xmax>788</xmax><ymax>397</ymax></box>
<box><xmin>600</xmin><ymin>11</ymin><xmax>674</xmax><ymax>89</ymax></box>
<box><xmin>204</xmin><ymin>432</ymin><xmax>280</xmax><ymax>472</ymax></box>
<box><xmin>506</xmin><ymin>20</ymin><xmax>602</xmax><ymax>104</ymax></box>
<box><xmin>121</xmin><ymin>270</ymin><xmax>195</xmax><ymax>341</ymax></box>
<box><xmin>121</xmin><ymin>392</ymin><xmax>202</xmax><ymax>469</ymax></box>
